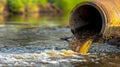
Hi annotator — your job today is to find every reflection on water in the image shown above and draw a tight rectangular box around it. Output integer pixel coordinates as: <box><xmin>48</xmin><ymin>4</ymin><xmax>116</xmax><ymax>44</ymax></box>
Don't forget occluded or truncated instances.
<box><xmin>0</xmin><ymin>14</ymin><xmax>69</xmax><ymax>27</ymax></box>
<box><xmin>0</xmin><ymin>15</ymin><xmax>5</xmax><ymax>24</ymax></box>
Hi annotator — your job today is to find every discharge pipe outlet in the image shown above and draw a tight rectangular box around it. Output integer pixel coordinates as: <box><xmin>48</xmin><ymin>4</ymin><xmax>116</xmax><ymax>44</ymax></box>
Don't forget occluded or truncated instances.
<box><xmin>70</xmin><ymin>0</ymin><xmax>120</xmax><ymax>39</ymax></box>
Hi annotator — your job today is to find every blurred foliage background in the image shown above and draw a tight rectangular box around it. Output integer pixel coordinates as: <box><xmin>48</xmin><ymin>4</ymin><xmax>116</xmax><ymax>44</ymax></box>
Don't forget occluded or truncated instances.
<box><xmin>48</xmin><ymin>0</ymin><xmax>84</xmax><ymax>14</ymax></box>
<box><xmin>0</xmin><ymin>0</ymin><xmax>85</xmax><ymax>26</ymax></box>
<box><xmin>0</xmin><ymin>0</ymin><xmax>84</xmax><ymax>15</ymax></box>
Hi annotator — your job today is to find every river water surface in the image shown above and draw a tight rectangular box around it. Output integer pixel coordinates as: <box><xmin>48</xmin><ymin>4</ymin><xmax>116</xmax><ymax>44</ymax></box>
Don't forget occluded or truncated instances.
<box><xmin>0</xmin><ymin>14</ymin><xmax>120</xmax><ymax>67</ymax></box>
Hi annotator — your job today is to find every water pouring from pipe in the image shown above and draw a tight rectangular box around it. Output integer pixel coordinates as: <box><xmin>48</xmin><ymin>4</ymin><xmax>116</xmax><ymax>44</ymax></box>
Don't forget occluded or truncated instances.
<box><xmin>69</xmin><ymin>0</ymin><xmax>120</xmax><ymax>54</ymax></box>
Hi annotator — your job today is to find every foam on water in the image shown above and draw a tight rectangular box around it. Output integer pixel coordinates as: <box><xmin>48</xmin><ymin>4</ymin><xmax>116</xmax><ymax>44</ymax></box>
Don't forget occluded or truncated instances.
<box><xmin>0</xmin><ymin>49</ymin><xmax>85</xmax><ymax>66</ymax></box>
<box><xmin>0</xmin><ymin>50</ymin><xmax>120</xmax><ymax>67</ymax></box>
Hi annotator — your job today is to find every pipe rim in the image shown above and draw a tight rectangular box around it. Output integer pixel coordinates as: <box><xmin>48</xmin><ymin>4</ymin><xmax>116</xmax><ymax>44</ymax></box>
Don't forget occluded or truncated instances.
<box><xmin>70</xmin><ymin>1</ymin><xmax>107</xmax><ymax>35</ymax></box>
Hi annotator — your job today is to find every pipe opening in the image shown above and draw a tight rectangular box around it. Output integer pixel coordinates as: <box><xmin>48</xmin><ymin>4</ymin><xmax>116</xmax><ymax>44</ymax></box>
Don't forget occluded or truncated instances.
<box><xmin>72</xmin><ymin>4</ymin><xmax>105</xmax><ymax>36</ymax></box>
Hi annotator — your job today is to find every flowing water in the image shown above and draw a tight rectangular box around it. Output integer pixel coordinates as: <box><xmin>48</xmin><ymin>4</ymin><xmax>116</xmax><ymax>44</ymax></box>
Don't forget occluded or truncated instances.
<box><xmin>0</xmin><ymin>14</ymin><xmax>120</xmax><ymax>67</ymax></box>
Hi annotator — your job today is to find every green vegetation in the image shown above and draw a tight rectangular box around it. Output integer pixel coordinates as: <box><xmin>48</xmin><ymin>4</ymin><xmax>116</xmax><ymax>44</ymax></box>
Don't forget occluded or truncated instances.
<box><xmin>1</xmin><ymin>0</ymin><xmax>85</xmax><ymax>15</ymax></box>
<box><xmin>0</xmin><ymin>0</ymin><xmax>6</xmax><ymax>3</ymax></box>
<box><xmin>23</xmin><ymin>0</ymin><xmax>38</xmax><ymax>13</ymax></box>
<box><xmin>36</xmin><ymin>0</ymin><xmax>47</xmax><ymax>7</ymax></box>
<box><xmin>6</xmin><ymin>0</ymin><xmax>48</xmax><ymax>13</ymax></box>
<box><xmin>7</xmin><ymin>0</ymin><xmax>24</xmax><ymax>13</ymax></box>
<box><xmin>48</xmin><ymin>0</ymin><xmax>85</xmax><ymax>15</ymax></box>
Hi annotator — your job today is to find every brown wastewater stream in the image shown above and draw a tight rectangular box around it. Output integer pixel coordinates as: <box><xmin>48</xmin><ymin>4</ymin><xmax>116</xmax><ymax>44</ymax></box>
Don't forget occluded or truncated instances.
<box><xmin>0</xmin><ymin>15</ymin><xmax>120</xmax><ymax>67</ymax></box>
